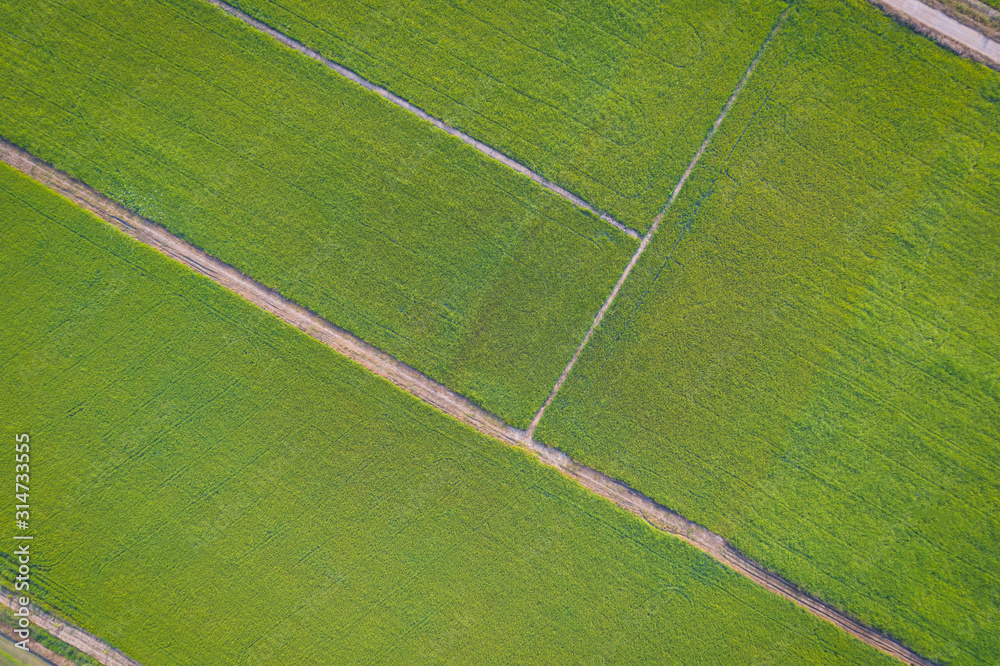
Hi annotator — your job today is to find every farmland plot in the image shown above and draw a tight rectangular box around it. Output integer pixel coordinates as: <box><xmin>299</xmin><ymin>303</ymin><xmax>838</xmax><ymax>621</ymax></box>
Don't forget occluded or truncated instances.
<box><xmin>0</xmin><ymin>0</ymin><xmax>634</xmax><ymax>428</ymax></box>
<box><xmin>535</xmin><ymin>0</ymin><xmax>1000</xmax><ymax>662</ymax></box>
<box><xmin>0</xmin><ymin>164</ymin><xmax>891</xmax><ymax>664</ymax></box>
<box><xmin>226</xmin><ymin>0</ymin><xmax>788</xmax><ymax>230</ymax></box>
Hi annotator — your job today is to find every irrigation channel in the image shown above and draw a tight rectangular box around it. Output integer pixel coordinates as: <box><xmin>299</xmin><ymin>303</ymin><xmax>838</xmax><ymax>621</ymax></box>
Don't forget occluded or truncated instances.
<box><xmin>528</xmin><ymin>7</ymin><xmax>786</xmax><ymax>438</ymax></box>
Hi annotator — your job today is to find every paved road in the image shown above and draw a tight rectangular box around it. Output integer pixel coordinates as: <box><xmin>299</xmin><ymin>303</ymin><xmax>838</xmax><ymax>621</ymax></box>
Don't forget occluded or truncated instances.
<box><xmin>878</xmin><ymin>0</ymin><xmax>1000</xmax><ymax>65</ymax></box>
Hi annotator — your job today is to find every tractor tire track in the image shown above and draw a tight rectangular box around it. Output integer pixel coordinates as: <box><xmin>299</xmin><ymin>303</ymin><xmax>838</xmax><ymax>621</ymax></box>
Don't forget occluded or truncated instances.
<box><xmin>201</xmin><ymin>0</ymin><xmax>641</xmax><ymax>240</ymax></box>
<box><xmin>1</xmin><ymin>134</ymin><xmax>934</xmax><ymax>665</ymax></box>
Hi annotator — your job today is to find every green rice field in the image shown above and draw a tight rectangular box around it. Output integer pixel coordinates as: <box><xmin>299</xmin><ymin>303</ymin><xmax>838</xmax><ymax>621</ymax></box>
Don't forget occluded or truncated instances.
<box><xmin>3</xmin><ymin>0</ymin><xmax>999</xmax><ymax>662</ymax></box>
<box><xmin>0</xmin><ymin>0</ymin><xmax>635</xmax><ymax>428</ymax></box>
<box><xmin>227</xmin><ymin>0</ymin><xmax>787</xmax><ymax>230</ymax></box>
<box><xmin>0</xmin><ymin>163</ymin><xmax>892</xmax><ymax>664</ymax></box>
<box><xmin>536</xmin><ymin>0</ymin><xmax>1000</xmax><ymax>662</ymax></box>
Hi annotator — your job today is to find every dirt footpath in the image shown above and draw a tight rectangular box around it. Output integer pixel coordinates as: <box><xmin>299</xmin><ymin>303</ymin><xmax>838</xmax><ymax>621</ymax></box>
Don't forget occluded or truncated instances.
<box><xmin>0</xmin><ymin>138</ymin><xmax>934</xmax><ymax>665</ymax></box>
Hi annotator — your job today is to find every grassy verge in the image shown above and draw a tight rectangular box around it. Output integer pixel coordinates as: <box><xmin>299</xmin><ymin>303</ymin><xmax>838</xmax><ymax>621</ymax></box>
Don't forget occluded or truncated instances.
<box><xmin>536</xmin><ymin>0</ymin><xmax>1000</xmax><ymax>662</ymax></box>
<box><xmin>918</xmin><ymin>0</ymin><xmax>1000</xmax><ymax>42</ymax></box>
<box><xmin>0</xmin><ymin>0</ymin><xmax>636</xmax><ymax>428</ymax></box>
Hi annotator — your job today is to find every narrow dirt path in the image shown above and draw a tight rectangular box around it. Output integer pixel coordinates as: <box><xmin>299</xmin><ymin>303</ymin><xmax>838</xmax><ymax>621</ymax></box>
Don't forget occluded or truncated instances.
<box><xmin>0</xmin><ymin>589</ymin><xmax>140</xmax><ymax>666</ymax></box>
<box><xmin>201</xmin><ymin>0</ymin><xmax>641</xmax><ymax>240</ymax></box>
<box><xmin>526</xmin><ymin>443</ymin><xmax>937</xmax><ymax>665</ymax></box>
<box><xmin>527</xmin><ymin>8</ymin><xmax>787</xmax><ymax>438</ymax></box>
<box><xmin>871</xmin><ymin>0</ymin><xmax>1000</xmax><ymax>66</ymax></box>
<box><xmin>0</xmin><ymin>135</ymin><xmax>934</xmax><ymax>665</ymax></box>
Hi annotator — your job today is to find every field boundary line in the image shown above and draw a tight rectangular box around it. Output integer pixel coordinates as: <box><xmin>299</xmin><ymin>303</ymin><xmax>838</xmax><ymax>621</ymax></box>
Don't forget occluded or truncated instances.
<box><xmin>201</xmin><ymin>0</ymin><xmax>641</xmax><ymax>240</ymax></box>
<box><xmin>526</xmin><ymin>8</ymin><xmax>789</xmax><ymax>439</ymax></box>
<box><xmin>0</xmin><ymin>588</ymin><xmax>141</xmax><ymax>666</ymax></box>
<box><xmin>1</xmin><ymin>136</ymin><xmax>934</xmax><ymax>665</ymax></box>
<box><xmin>868</xmin><ymin>0</ymin><xmax>1000</xmax><ymax>68</ymax></box>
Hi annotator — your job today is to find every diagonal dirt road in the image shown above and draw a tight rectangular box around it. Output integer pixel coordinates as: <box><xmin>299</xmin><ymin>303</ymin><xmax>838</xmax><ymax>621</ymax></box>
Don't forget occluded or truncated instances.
<box><xmin>872</xmin><ymin>0</ymin><xmax>1000</xmax><ymax>66</ymax></box>
<box><xmin>0</xmin><ymin>136</ymin><xmax>935</xmax><ymax>665</ymax></box>
<box><xmin>202</xmin><ymin>0</ymin><xmax>641</xmax><ymax>240</ymax></box>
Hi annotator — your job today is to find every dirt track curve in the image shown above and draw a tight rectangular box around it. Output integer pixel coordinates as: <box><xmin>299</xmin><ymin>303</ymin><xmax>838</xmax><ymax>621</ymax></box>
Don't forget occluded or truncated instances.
<box><xmin>872</xmin><ymin>0</ymin><xmax>1000</xmax><ymax>65</ymax></box>
<box><xmin>0</xmin><ymin>136</ymin><xmax>934</xmax><ymax>665</ymax></box>
<box><xmin>202</xmin><ymin>0</ymin><xmax>640</xmax><ymax>240</ymax></box>
<box><xmin>1</xmin><ymin>589</ymin><xmax>141</xmax><ymax>666</ymax></box>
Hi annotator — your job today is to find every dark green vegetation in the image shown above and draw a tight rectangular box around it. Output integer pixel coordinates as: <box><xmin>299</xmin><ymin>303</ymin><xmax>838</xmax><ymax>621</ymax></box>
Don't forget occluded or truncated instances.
<box><xmin>0</xmin><ymin>0</ymin><xmax>636</xmax><ymax>428</ymax></box>
<box><xmin>229</xmin><ymin>0</ymin><xmax>787</xmax><ymax>230</ymax></box>
<box><xmin>0</xmin><ymin>165</ymin><xmax>893</xmax><ymax>664</ymax></box>
<box><xmin>536</xmin><ymin>0</ymin><xmax>1000</xmax><ymax>662</ymax></box>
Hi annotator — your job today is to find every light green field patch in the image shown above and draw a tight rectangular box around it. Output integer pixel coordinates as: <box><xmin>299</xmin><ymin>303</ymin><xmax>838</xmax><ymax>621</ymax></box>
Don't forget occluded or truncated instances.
<box><xmin>0</xmin><ymin>163</ymin><xmax>893</xmax><ymax>664</ymax></box>
<box><xmin>536</xmin><ymin>0</ymin><xmax>1000</xmax><ymax>662</ymax></box>
<box><xmin>228</xmin><ymin>0</ymin><xmax>788</xmax><ymax>230</ymax></box>
<box><xmin>0</xmin><ymin>0</ymin><xmax>636</xmax><ymax>428</ymax></box>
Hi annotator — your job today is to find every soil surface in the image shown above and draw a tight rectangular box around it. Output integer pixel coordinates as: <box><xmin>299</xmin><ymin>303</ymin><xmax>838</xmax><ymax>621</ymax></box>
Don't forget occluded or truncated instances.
<box><xmin>0</xmin><ymin>623</ymin><xmax>71</xmax><ymax>666</ymax></box>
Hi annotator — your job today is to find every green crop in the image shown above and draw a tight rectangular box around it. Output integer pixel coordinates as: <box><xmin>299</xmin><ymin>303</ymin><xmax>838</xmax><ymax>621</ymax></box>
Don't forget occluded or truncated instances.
<box><xmin>0</xmin><ymin>164</ymin><xmax>891</xmax><ymax>664</ymax></box>
<box><xmin>537</xmin><ymin>0</ymin><xmax>1000</xmax><ymax>663</ymax></box>
<box><xmin>227</xmin><ymin>0</ymin><xmax>788</xmax><ymax>230</ymax></box>
<box><xmin>0</xmin><ymin>0</ymin><xmax>635</xmax><ymax>428</ymax></box>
